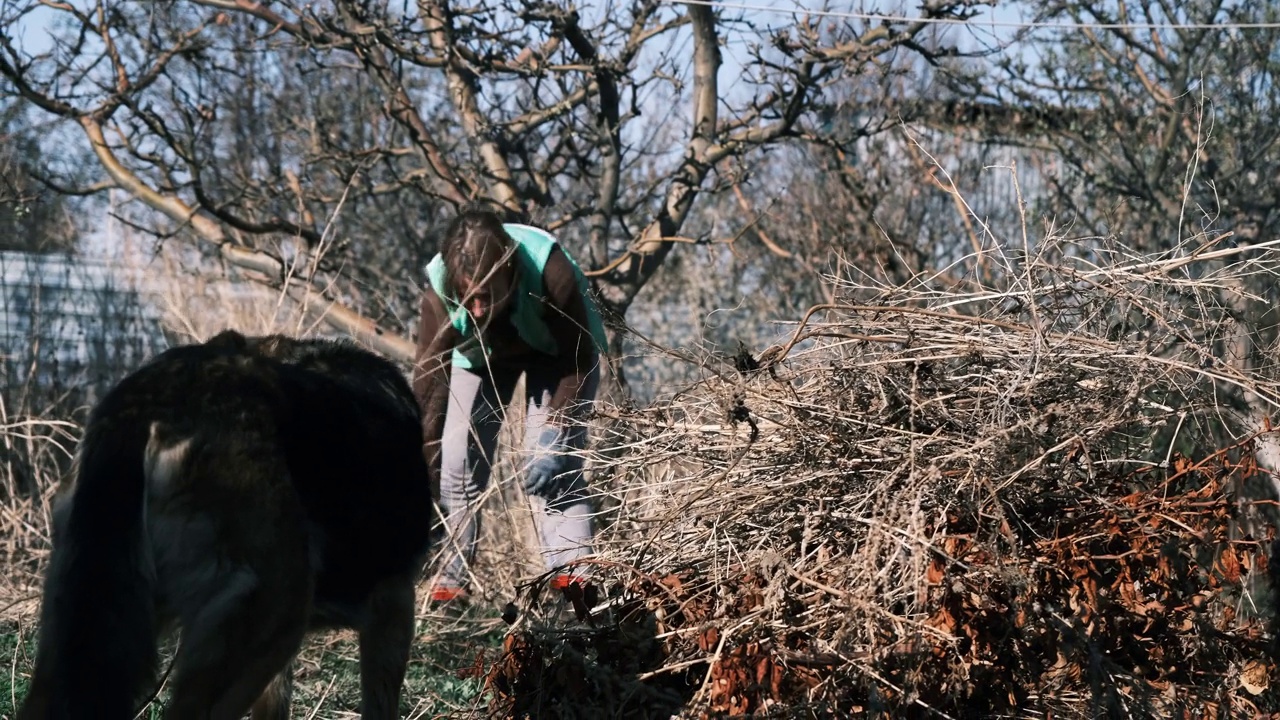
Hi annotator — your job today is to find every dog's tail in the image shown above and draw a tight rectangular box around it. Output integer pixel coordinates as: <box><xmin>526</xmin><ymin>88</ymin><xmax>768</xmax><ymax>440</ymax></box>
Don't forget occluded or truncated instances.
<box><xmin>19</xmin><ymin>419</ymin><xmax>163</xmax><ymax>720</ymax></box>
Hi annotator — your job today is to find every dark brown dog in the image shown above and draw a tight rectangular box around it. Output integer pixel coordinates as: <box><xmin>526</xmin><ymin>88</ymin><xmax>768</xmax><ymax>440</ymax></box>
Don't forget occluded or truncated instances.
<box><xmin>17</xmin><ymin>330</ymin><xmax>433</xmax><ymax>720</ymax></box>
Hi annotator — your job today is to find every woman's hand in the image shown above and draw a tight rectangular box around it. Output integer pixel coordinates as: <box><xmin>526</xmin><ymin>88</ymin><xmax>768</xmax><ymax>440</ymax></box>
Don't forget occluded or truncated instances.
<box><xmin>523</xmin><ymin>425</ymin><xmax>574</xmax><ymax>497</ymax></box>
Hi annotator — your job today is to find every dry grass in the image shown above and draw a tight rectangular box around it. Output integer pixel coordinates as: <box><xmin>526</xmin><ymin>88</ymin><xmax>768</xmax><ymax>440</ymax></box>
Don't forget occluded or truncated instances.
<box><xmin>480</xmin><ymin>229</ymin><xmax>1280</xmax><ymax>719</ymax></box>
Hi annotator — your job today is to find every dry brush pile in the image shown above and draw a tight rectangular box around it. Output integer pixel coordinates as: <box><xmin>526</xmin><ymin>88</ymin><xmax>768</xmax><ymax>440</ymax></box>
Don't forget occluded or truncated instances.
<box><xmin>482</xmin><ymin>236</ymin><xmax>1280</xmax><ymax>719</ymax></box>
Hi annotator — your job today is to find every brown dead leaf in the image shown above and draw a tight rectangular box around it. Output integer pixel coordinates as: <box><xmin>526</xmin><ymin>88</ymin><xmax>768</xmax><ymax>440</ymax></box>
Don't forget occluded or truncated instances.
<box><xmin>1217</xmin><ymin>546</ymin><xmax>1242</xmax><ymax>584</ymax></box>
<box><xmin>756</xmin><ymin>657</ymin><xmax>771</xmax><ymax>685</ymax></box>
<box><xmin>927</xmin><ymin>558</ymin><xmax>945</xmax><ymax>584</ymax></box>
<box><xmin>660</xmin><ymin>573</ymin><xmax>684</xmax><ymax>594</ymax></box>
<box><xmin>1240</xmin><ymin>659</ymin><xmax>1270</xmax><ymax>696</ymax></box>
<box><xmin>1082</xmin><ymin>576</ymin><xmax>1099</xmax><ymax>610</ymax></box>
<box><xmin>930</xmin><ymin>604</ymin><xmax>957</xmax><ymax>634</ymax></box>
<box><xmin>698</xmin><ymin>626</ymin><xmax>720</xmax><ymax>652</ymax></box>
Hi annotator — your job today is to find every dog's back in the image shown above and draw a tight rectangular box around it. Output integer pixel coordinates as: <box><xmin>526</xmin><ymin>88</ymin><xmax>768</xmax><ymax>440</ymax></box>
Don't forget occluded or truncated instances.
<box><xmin>249</xmin><ymin>333</ymin><xmax>433</xmax><ymax>593</ymax></box>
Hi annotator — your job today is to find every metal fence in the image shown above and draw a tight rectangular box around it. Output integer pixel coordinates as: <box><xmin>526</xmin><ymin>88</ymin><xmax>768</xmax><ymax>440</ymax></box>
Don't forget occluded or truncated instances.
<box><xmin>0</xmin><ymin>250</ymin><xmax>175</xmax><ymax>409</ymax></box>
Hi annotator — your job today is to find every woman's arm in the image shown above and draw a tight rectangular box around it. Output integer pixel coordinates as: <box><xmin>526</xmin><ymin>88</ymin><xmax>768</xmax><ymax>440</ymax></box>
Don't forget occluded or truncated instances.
<box><xmin>411</xmin><ymin>287</ymin><xmax>460</xmax><ymax>475</ymax></box>
<box><xmin>540</xmin><ymin>245</ymin><xmax>601</xmax><ymax>417</ymax></box>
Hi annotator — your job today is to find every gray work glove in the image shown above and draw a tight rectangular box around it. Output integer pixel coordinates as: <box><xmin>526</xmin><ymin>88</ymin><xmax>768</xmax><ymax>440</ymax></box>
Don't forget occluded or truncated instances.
<box><xmin>523</xmin><ymin>425</ymin><xmax>575</xmax><ymax>498</ymax></box>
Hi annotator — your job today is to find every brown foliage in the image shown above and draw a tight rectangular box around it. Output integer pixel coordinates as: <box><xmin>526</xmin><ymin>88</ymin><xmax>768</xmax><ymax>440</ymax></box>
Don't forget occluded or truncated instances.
<box><xmin>475</xmin><ymin>432</ymin><xmax>1279</xmax><ymax>719</ymax></box>
<box><xmin>473</xmin><ymin>237</ymin><xmax>1280</xmax><ymax>719</ymax></box>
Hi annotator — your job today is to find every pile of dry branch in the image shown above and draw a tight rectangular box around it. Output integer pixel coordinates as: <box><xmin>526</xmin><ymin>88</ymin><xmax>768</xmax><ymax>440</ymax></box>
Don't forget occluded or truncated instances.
<box><xmin>482</xmin><ymin>237</ymin><xmax>1280</xmax><ymax>719</ymax></box>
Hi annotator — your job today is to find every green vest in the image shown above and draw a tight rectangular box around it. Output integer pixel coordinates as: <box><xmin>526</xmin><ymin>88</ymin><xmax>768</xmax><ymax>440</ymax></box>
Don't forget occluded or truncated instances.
<box><xmin>424</xmin><ymin>223</ymin><xmax>609</xmax><ymax>369</ymax></box>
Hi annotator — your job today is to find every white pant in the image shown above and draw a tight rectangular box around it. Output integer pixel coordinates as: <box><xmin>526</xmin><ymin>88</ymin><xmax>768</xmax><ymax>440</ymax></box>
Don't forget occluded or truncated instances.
<box><xmin>435</xmin><ymin>359</ymin><xmax>598</xmax><ymax>589</ymax></box>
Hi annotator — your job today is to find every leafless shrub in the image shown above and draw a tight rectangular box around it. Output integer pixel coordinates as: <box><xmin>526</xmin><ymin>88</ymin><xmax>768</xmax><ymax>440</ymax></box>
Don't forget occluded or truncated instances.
<box><xmin>484</xmin><ymin>220</ymin><xmax>1280</xmax><ymax>718</ymax></box>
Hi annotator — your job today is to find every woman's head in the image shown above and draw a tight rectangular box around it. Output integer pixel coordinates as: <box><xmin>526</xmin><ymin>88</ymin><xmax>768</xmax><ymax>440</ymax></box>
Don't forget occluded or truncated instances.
<box><xmin>440</xmin><ymin>208</ymin><xmax>517</xmax><ymax>327</ymax></box>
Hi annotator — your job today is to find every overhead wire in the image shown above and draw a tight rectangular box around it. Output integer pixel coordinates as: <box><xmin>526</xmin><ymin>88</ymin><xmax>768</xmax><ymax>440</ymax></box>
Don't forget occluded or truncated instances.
<box><xmin>663</xmin><ymin>0</ymin><xmax>1280</xmax><ymax>31</ymax></box>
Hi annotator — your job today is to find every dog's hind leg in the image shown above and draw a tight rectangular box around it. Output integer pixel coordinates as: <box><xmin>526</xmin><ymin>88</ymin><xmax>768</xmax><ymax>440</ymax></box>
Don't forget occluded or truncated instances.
<box><xmin>355</xmin><ymin>570</ymin><xmax>417</xmax><ymax>720</ymax></box>
<box><xmin>160</xmin><ymin>572</ymin><xmax>311</xmax><ymax>720</ymax></box>
<box><xmin>250</xmin><ymin>660</ymin><xmax>295</xmax><ymax>720</ymax></box>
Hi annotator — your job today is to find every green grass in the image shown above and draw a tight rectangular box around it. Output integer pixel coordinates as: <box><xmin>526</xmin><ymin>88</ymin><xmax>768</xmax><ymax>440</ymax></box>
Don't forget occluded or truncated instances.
<box><xmin>0</xmin><ymin>622</ymin><xmax>36</xmax><ymax>718</ymax></box>
<box><xmin>0</xmin><ymin>611</ymin><xmax>509</xmax><ymax>719</ymax></box>
<box><xmin>286</xmin><ymin>616</ymin><xmax>507</xmax><ymax>718</ymax></box>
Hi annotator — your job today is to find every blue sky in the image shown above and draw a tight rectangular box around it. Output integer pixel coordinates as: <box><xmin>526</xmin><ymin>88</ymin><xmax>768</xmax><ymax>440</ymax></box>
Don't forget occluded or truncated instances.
<box><xmin>8</xmin><ymin>2</ymin><xmax>56</xmax><ymax>55</ymax></box>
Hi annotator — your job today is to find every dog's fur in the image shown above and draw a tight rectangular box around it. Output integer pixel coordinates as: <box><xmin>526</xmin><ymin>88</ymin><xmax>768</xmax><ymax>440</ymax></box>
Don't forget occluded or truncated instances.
<box><xmin>17</xmin><ymin>330</ymin><xmax>434</xmax><ymax>720</ymax></box>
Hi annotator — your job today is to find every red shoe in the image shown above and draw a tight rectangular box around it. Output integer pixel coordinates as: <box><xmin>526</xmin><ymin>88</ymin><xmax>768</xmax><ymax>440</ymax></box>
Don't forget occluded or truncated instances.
<box><xmin>430</xmin><ymin>585</ymin><xmax>469</xmax><ymax>603</ymax></box>
<box><xmin>551</xmin><ymin>574</ymin><xmax>599</xmax><ymax>622</ymax></box>
<box><xmin>549</xmin><ymin>574</ymin><xmax>588</xmax><ymax>591</ymax></box>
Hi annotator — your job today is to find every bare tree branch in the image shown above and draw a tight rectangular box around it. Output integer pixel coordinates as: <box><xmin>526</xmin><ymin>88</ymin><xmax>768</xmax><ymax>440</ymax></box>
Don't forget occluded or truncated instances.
<box><xmin>343</xmin><ymin>22</ymin><xmax>475</xmax><ymax>206</ymax></box>
<box><xmin>418</xmin><ymin>0</ymin><xmax>519</xmax><ymax>211</ymax></box>
<box><xmin>190</xmin><ymin>0</ymin><xmax>355</xmax><ymax>50</ymax></box>
<box><xmin>591</xmin><ymin>1</ymin><xmax>720</xmax><ymax>311</ymax></box>
<box><xmin>79</xmin><ymin>115</ymin><xmax>415</xmax><ymax>360</ymax></box>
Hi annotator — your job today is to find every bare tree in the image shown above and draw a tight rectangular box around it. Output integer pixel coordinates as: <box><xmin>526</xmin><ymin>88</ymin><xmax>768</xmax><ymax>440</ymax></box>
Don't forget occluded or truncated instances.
<box><xmin>0</xmin><ymin>100</ymin><xmax>83</xmax><ymax>253</ymax></box>
<box><xmin>0</xmin><ymin>0</ymin><xmax>987</xmax><ymax>391</ymax></box>
<box><xmin>949</xmin><ymin>2</ymin><xmax>1280</xmax><ymax>242</ymax></box>
<box><xmin>913</xmin><ymin>0</ymin><xmax>1280</xmax><ymax>482</ymax></box>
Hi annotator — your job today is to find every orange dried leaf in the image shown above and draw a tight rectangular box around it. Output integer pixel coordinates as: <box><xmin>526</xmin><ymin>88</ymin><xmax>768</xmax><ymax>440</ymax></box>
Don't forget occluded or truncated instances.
<box><xmin>1082</xmin><ymin>576</ymin><xmax>1099</xmax><ymax>609</ymax></box>
<box><xmin>698</xmin><ymin>626</ymin><xmax>720</xmax><ymax>652</ymax></box>
<box><xmin>927</xmin><ymin>558</ymin><xmax>945</xmax><ymax>584</ymax></box>
<box><xmin>930</xmin><ymin>605</ymin><xmax>957</xmax><ymax>634</ymax></box>
<box><xmin>1217</xmin><ymin>546</ymin><xmax>1242</xmax><ymax>584</ymax></box>
<box><xmin>661</xmin><ymin>573</ymin><xmax>684</xmax><ymax>593</ymax></box>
